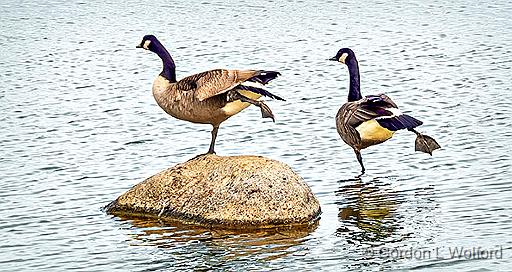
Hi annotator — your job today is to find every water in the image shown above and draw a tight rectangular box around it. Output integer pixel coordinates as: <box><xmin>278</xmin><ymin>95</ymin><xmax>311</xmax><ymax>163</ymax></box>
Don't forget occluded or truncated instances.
<box><xmin>1</xmin><ymin>0</ymin><xmax>511</xmax><ymax>271</ymax></box>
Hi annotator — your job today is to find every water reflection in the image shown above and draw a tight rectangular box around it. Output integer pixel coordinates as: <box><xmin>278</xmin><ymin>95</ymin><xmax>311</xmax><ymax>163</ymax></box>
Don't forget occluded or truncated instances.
<box><xmin>334</xmin><ymin>176</ymin><xmax>440</xmax><ymax>269</ymax></box>
<box><xmin>116</xmin><ymin>215</ymin><xmax>318</xmax><ymax>262</ymax></box>
<box><xmin>336</xmin><ymin>177</ymin><xmax>401</xmax><ymax>244</ymax></box>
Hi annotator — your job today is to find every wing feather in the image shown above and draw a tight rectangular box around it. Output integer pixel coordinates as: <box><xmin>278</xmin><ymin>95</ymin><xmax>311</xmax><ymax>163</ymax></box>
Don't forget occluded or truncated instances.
<box><xmin>176</xmin><ymin>69</ymin><xmax>261</xmax><ymax>101</ymax></box>
<box><xmin>342</xmin><ymin>94</ymin><xmax>397</xmax><ymax>127</ymax></box>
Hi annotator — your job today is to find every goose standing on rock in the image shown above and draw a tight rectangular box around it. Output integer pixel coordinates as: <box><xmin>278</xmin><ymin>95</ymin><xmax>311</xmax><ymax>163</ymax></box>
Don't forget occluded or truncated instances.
<box><xmin>136</xmin><ymin>35</ymin><xmax>284</xmax><ymax>154</ymax></box>
<box><xmin>329</xmin><ymin>48</ymin><xmax>440</xmax><ymax>175</ymax></box>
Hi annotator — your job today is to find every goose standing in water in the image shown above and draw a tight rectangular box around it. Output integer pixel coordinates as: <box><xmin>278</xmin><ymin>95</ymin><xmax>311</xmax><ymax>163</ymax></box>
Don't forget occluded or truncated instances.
<box><xmin>329</xmin><ymin>48</ymin><xmax>440</xmax><ymax>175</ymax></box>
<box><xmin>136</xmin><ymin>35</ymin><xmax>284</xmax><ymax>154</ymax></box>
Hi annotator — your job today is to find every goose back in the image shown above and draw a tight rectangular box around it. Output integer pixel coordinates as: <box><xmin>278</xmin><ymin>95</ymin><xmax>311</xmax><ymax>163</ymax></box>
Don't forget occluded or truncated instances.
<box><xmin>186</xmin><ymin>69</ymin><xmax>267</xmax><ymax>102</ymax></box>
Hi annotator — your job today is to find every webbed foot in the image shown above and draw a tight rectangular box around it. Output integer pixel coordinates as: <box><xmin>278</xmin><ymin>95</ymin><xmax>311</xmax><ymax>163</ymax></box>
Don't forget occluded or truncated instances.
<box><xmin>258</xmin><ymin>101</ymin><xmax>275</xmax><ymax>122</ymax></box>
<box><xmin>415</xmin><ymin>133</ymin><xmax>441</xmax><ymax>155</ymax></box>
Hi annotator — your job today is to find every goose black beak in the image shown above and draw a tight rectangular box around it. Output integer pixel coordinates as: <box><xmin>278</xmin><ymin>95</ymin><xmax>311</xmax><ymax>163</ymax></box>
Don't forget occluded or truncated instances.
<box><xmin>136</xmin><ymin>44</ymin><xmax>142</xmax><ymax>49</ymax></box>
<box><xmin>328</xmin><ymin>57</ymin><xmax>338</xmax><ymax>61</ymax></box>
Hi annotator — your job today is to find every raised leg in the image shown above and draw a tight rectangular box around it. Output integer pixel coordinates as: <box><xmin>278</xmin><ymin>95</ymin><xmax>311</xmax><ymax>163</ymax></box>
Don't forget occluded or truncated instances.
<box><xmin>354</xmin><ymin>149</ymin><xmax>365</xmax><ymax>177</ymax></box>
<box><xmin>228</xmin><ymin>91</ymin><xmax>275</xmax><ymax>122</ymax></box>
<box><xmin>408</xmin><ymin>128</ymin><xmax>441</xmax><ymax>155</ymax></box>
<box><xmin>208</xmin><ymin>126</ymin><xmax>219</xmax><ymax>154</ymax></box>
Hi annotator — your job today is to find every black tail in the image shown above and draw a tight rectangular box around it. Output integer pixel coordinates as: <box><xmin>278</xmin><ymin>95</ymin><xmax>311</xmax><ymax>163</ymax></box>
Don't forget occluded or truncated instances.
<box><xmin>248</xmin><ymin>70</ymin><xmax>281</xmax><ymax>85</ymax></box>
<box><xmin>376</xmin><ymin>114</ymin><xmax>423</xmax><ymax>131</ymax></box>
<box><xmin>236</xmin><ymin>85</ymin><xmax>285</xmax><ymax>101</ymax></box>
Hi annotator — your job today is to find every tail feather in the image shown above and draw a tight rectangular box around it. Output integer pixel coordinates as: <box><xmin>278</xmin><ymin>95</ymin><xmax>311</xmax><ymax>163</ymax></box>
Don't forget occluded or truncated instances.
<box><xmin>237</xmin><ymin>85</ymin><xmax>285</xmax><ymax>101</ymax></box>
<box><xmin>248</xmin><ymin>70</ymin><xmax>281</xmax><ymax>85</ymax></box>
<box><xmin>377</xmin><ymin>114</ymin><xmax>423</xmax><ymax>131</ymax></box>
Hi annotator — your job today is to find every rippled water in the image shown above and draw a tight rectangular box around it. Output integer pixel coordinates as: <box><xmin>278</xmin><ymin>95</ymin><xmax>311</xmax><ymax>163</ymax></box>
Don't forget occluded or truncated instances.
<box><xmin>2</xmin><ymin>0</ymin><xmax>512</xmax><ymax>271</ymax></box>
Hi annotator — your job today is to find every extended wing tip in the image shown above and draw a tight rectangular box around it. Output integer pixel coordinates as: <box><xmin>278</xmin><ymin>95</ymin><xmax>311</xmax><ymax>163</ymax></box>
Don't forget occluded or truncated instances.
<box><xmin>276</xmin><ymin>96</ymin><xmax>286</xmax><ymax>101</ymax></box>
<box><xmin>259</xmin><ymin>70</ymin><xmax>281</xmax><ymax>76</ymax></box>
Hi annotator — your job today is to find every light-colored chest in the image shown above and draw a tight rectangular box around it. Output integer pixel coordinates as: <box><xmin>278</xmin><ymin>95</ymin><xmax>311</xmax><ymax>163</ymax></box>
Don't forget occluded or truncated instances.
<box><xmin>152</xmin><ymin>76</ymin><xmax>171</xmax><ymax>97</ymax></box>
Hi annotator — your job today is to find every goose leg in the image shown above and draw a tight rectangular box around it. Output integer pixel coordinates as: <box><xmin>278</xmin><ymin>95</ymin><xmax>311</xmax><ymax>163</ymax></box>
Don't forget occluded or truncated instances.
<box><xmin>354</xmin><ymin>149</ymin><xmax>365</xmax><ymax>177</ymax></box>
<box><xmin>208</xmin><ymin>126</ymin><xmax>219</xmax><ymax>154</ymax></box>
<box><xmin>408</xmin><ymin>128</ymin><xmax>441</xmax><ymax>156</ymax></box>
<box><xmin>230</xmin><ymin>91</ymin><xmax>275</xmax><ymax>122</ymax></box>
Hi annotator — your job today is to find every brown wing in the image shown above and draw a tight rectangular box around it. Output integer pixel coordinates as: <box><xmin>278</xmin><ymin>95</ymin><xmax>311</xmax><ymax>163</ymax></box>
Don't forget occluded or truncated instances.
<box><xmin>336</xmin><ymin>94</ymin><xmax>397</xmax><ymax>148</ymax></box>
<box><xmin>337</xmin><ymin>102</ymin><xmax>363</xmax><ymax>147</ymax></box>
<box><xmin>175</xmin><ymin>69</ymin><xmax>261</xmax><ymax>101</ymax></box>
<box><xmin>344</xmin><ymin>95</ymin><xmax>397</xmax><ymax>127</ymax></box>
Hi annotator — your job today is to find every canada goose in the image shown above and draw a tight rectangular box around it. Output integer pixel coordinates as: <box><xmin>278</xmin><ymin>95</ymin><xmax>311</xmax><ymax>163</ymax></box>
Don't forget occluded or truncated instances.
<box><xmin>136</xmin><ymin>35</ymin><xmax>284</xmax><ymax>154</ymax></box>
<box><xmin>329</xmin><ymin>48</ymin><xmax>440</xmax><ymax>175</ymax></box>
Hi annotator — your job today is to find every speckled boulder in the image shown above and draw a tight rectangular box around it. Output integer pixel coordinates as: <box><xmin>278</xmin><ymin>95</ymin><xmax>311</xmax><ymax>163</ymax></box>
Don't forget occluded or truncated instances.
<box><xmin>105</xmin><ymin>154</ymin><xmax>321</xmax><ymax>229</ymax></box>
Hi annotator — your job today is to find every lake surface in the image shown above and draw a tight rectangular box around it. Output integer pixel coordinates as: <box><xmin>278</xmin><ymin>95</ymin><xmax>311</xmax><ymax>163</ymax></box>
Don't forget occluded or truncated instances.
<box><xmin>1</xmin><ymin>0</ymin><xmax>511</xmax><ymax>271</ymax></box>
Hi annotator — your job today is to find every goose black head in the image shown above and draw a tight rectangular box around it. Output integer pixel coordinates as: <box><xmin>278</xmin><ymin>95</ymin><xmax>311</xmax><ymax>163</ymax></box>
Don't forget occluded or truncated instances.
<box><xmin>136</xmin><ymin>35</ymin><xmax>159</xmax><ymax>51</ymax></box>
<box><xmin>329</xmin><ymin>48</ymin><xmax>356</xmax><ymax>64</ymax></box>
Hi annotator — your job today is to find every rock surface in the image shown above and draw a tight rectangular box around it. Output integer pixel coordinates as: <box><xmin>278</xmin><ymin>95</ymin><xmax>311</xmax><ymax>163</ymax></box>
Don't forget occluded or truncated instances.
<box><xmin>105</xmin><ymin>154</ymin><xmax>321</xmax><ymax>229</ymax></box>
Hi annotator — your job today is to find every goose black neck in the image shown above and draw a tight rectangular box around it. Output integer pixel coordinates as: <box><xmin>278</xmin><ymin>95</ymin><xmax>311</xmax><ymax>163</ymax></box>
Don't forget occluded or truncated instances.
<box><xmin>151</xmin><ymin>40</ymin><xmax>176</xmax><ymax>83</ymax></box>
<box><xmin>346</xmin><ymin>59</ymin><xmax>362</xmax><ymax>102</ymax></box>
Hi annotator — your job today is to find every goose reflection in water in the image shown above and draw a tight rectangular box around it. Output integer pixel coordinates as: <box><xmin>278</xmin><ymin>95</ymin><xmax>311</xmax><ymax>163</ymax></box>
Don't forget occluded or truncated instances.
<box><xmin>335</xmin><ymin>177</ymin><xmax>404</xmax><ymax>244</ymax></box>
<box><xmin>114</xmin><ymin>215</ymin><xmax>318</xmax><ymax>262</ymax></box>
<box><xmin>335</xmin><ymin>177</ymin><xmax>439</xmax><ymax>270</ymax></box>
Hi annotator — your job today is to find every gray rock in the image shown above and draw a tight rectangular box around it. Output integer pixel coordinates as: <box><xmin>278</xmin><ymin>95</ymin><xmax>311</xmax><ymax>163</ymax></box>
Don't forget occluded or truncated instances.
<box><xmin>105</xmin><ymin>154</ymin><xmax>321</xmax><ymax>229</ymax></box>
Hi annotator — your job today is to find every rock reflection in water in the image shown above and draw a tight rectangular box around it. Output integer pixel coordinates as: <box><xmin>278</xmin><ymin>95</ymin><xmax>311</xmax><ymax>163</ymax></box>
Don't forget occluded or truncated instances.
<box><xmin>116</xmin><ymin>215</ymin><xmax>318</xmax><ymax>262</ymax></box>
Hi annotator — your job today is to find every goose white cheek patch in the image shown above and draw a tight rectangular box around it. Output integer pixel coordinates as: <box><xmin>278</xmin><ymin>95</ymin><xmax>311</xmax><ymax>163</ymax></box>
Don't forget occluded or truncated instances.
<box><xmin>143</xmin><ymin>40</ymin><xmax>151</xmax><ymax>50</ymax></box>
<box><xmin>339</xmin><ymin>53</ymin><xmax>348</xmax><ymax>63</ymax></box>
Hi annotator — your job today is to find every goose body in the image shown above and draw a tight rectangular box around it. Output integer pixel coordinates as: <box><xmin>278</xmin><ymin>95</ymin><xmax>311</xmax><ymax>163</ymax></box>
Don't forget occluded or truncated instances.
<box><xmin>138</xmin><ymin>35</ymin><xmax>283</xmax><ymax>154</ymax></box>
<box><xmin>151</xmin><ymin>71</ymin><xmax>265</xmax><ymax>126</ymax></box>
<box><xmin>330</xmin><ymin>48</ymin><xmax>440</xmax><ymax>175</ymax></box>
